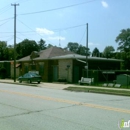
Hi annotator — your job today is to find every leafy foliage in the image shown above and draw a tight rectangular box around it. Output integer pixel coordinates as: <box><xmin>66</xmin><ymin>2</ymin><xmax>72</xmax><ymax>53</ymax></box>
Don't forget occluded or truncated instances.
<box><xmin>16</xmin><ymin>39</ymin><xmax>39</xmax><ymax>59</ymax></box>
<box><xmin>38</xmin><ymin>39</ymin><xmax>46</xmax><ymax>51</ymax></box>
<box><xmin>0</xmin><ymin>67</ymin><xmax>7</xmax><ymax>79</ymax></box>
<box><xmin>92</xmin><ymin>47</ymin><xmax>100</xmax><ymax>57</ymax></box>
<box><xmin>0</xmin><ymin>41</ymin><xmax>13</xmax><ymax>60</ymax></box>
<box><xmin>66</xmin><ymin>42</ymin><xmax>91</xmax><ymax>56</ymax></box>
<box><xmin>115</xmin><ymin>28</ymin><xmax>130</xmax><ymax>69</ymax></box>
<box><xmin>47</xmin><ymin>44</ymin><xmax>54</xmax><ymax>48</ymax></box>
<box><xmin>103</xmin><ymin>46</ymin><xmax>115</xmax><ymax>58</ymax></box>
<box><xmin>77</xmin><ymin>45</ymin><xmax>91</xmax><ymax>56</ymax></box>
<box><xmin>67</xmin><ymin>42</ymin><xmax>79</xmax><ymax>53</ymax></box>
<box><xmin>116</xmin><ymin>28</ymin><xmax>130</xmax><ymax>52</ymax></box>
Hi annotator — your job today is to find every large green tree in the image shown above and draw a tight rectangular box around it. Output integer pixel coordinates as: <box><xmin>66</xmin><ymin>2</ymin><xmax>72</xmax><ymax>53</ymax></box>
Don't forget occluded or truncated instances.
<box><xmin>67</xmin><ymin>42</ymin><xmax>79</xmax><ymax>53</ymax></box>
<box><xmin>103</xmin><ymin>46</ymin><xmax>115</xmax><ymax>58</ymax></box>
<box><xmin>115</xmin><ymin>28</ymin><xmax>130</xmax><ymax>69</ymax></box>
<box><xmin>16</xmin><ymin>39</ymin><xmax>39</xmax><ymax>59</ymax></box>
<box><xmin>66</xmin><ymin>42</ymin><xmax>91</xmax><ymax>56</ymax></box>
<box><xmin>8</xmin><ymin>45</ymin><xmax>14</xmax><ymax>60</ymax></box>
<box><xmin>37</xmin><ymin>39</ymin><xmax>46</xmax><ymax>51</ymax></box>
<box><xmin>77</xmin><ymin>45</ymin><xmax>91</xmax><ymax>56</ymax></box>
<box><xmin>0</xmin><ymin>41</ymin><xmax>10</xmax><ymax>60</ymax></box>
<box><xmin>47</xmin><ymin>44</ymin><xmax>54</xmax><ymax>48</ymax></box>
<box><xmin>116</xmin><ymin>28</ymin><xmax>130</xmax><ymax>52</ymax></box>
<box><xmin>92</xmin><ymin>47</ymin><xmax>100</xmax><ymax>57</ymax></box>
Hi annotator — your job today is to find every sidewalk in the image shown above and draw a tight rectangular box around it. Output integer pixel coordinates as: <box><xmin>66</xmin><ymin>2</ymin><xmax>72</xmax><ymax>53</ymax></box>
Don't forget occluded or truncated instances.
<box><xmin>0</xmin><ymin>79</ymin><xmax>130</xmax><ymax>94</ymax></box>
<box><xmin>0</xmin><ymin>79</ymin><xmax>71</xmax><ymax>89</ymax></box>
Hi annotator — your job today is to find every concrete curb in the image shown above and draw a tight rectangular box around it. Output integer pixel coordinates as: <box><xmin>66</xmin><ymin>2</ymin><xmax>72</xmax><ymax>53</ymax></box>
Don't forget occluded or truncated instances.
<box><xmin>0</xmin><ymin>81</ymin><xmax>38</xmax><ymax>87</ymax></box>
<box><xmin>64</xmin><ymin>87</ymin><xmax>130</xmax><ymax>97</ymax></box>
<box><xmin>88</xmin><ymin>90</ymin><xmax>130</xmax><ymax>96</ymax></box>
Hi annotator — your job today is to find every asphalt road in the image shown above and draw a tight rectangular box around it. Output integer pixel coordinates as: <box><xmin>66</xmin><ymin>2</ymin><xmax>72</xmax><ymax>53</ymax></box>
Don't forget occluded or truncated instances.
<box><xmin>0</xmin><ymin>83</ymin><xmax>130</xmax><ymax>130</ymax></box>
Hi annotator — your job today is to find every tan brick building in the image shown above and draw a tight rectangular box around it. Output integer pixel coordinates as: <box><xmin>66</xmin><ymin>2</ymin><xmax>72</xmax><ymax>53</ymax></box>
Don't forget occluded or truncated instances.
<box><xmin>15</xmin><ymin>46</ymin><xmax>123</xmax><ymax>83</ymax></box>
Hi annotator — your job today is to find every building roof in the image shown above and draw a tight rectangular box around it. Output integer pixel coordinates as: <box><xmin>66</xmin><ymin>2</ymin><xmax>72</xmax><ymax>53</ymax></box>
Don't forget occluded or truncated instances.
<box><xmin>17</xmin><ymin>46</ymin><xmax>123</xmax><ymax>62</ymax></box>
<box><xmin>51</xmin><ymin>54</ymin><xmax>123</xmax><ymax>62</ymax></box>
<box><xmin>18</xmin><ymin>46</ymin><xmax>74</xmax><ymax>61</ymax></box>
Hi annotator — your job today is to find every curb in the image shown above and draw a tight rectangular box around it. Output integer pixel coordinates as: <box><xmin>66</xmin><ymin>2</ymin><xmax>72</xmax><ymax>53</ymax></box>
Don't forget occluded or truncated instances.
<box><xmin>88</xmin><ymin>90</ymin><xmax>130</xmax><ymax>96</ymax></box>
<box><xmin>0</xmin><ymin>81</ymin><xmax>38</xmax><ymax>87</ymax></box>
<box><xmin>64</xmin><ymin>87</ymin><xmax>130</xmax><ymax>97</ymax></box>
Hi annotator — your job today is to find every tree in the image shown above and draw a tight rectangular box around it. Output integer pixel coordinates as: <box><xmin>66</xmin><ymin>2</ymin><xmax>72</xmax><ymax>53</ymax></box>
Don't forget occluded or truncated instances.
<box><xmin>37</xmin><ymin>39</ymin><xmax>46</xmax><ymax>51</ymax></box>
<box><xmin>8</xmin><ymin>45</ymin><xmax>14</xmax><ymax>60</ymax></box>
<box><xmin>92</xmin><ymin>47</ymin><xmax>100</xmax><ymax>57</ymax></box>
<box><xmin>0</xmin><ymin>41</ymin><xmax>10</xmax><ymax>60</ymax></box>
<box><xmin>115</xmin><ymin>28</ymin><xmax>130</xmax><ymax>52</ymax></box>
<box><xmin>103</xmin><ymin>46</ymin><xmax>115</xmax><ymax>58</ymax></box>
<box><xmin>16</xmin><ymin>39</ymin><xmax>39</xmax><ymax>59</ymax></box>
<box><xmin>47</xmin><ymin>44</ymin><xmax>54</xmax><ymax>48</ymax></box>
<box><xmin>66</xmin><ymin>42</ymin><xmax>91</xmax><ymax>56</ymax></box>
<box><xmin>77</xmin><ymin>45</ymin><xmax>91</xmax><ymax>56</ymax></box>
<box><xmin>67</xmin><ymin>42</ymin><xmax>79</xmax><ymax>53</ymax></box>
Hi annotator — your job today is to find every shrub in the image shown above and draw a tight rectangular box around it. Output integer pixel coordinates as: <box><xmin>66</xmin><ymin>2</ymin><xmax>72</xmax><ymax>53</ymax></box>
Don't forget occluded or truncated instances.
<box><xmin>0</xmin><ymin>67</ymin><xmax>7</xmax><ymax>79</ymax></box>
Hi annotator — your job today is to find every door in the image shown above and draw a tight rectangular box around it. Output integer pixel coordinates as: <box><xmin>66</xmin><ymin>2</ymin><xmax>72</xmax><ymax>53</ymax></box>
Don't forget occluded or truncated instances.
<box><xmin>73</xmin><ymin>66</ymin><xmax>79</xmax><ymax>83</ymax></box>
<box><xmin>53</xmin><ymin>66</ymin><xmax>58</xmax><ymax>81</ymax></box>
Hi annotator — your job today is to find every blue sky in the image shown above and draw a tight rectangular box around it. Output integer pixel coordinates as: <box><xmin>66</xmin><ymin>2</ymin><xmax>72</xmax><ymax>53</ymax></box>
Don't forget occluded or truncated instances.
<box><xmin>0</xmin><ymin>0</ymin><xmax>129</xmax><ymax>52</ymax></box>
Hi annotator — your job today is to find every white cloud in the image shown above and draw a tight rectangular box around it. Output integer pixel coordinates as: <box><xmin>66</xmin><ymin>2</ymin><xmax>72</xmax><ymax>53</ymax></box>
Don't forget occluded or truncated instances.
<box><xmin>101</xmin><ymin>1</ymin><xmax>108</xmax><ymax>8</ymax></box>
<box><xmin>48</xmin><ymin>36</ymin><xmax>65</xmax><ymax>41</ymax></box>
<box><xmin>36</xmin><ymin>28</ymin><xmax>54</xmax><ymax>35</ymax></box>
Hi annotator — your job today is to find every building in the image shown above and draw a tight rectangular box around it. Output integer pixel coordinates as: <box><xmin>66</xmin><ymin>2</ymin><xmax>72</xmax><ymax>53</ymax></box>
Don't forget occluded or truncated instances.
<box><xmin>12</xmin><ymin>46</ymin><xmax>123</xmax><ymax>83</ymax></box>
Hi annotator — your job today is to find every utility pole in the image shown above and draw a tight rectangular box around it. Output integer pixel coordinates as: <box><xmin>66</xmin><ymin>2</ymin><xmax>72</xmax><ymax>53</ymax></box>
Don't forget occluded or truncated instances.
<box><xmin>11</xmin><ymin>3</ymin><xmax>19</xmax><ymax>82</ymax></box>
<box><xmin>86</xmin><ymin>23</ymin><xmax>88</xmax><ymax>78</ymax></box>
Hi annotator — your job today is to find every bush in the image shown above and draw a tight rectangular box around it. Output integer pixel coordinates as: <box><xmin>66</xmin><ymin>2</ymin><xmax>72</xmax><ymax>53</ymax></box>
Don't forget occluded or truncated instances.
<box><xmin>58</xmin><ymin>78</ymin><xmax>67</xmax><ymax>82</ymax></box>
<box><xmin>0</xmin><ymin>67</ymin><xmax>7</xmax><ymax>79</ymax></box>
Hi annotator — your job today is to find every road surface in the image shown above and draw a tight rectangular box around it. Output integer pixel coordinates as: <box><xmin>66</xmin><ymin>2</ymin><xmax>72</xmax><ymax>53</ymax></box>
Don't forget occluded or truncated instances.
<box><xmin>0</xmin><ymin>83</ymin><xmax>130</xmax><ymax>130</ymax></box>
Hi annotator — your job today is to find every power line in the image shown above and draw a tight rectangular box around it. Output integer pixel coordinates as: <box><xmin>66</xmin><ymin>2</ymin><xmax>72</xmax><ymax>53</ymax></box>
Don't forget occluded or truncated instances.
<box><xmin>0</xmin><ymin>19</ymin><xmax>13</xmax><ymax>27</ymax></box>
<box><xmin>0</xmin><ymin>6</ymin><xmax>12</xmax><ymax>15</ymax></box>
<box><xmin>17</xmin><ymin>18</ymin><xmax>52</xmax><ymax>43</ymax></box>
<box><xmin>0</xmin><ymin>35</ymin><xmax>13</xmax><ymax>38</ymax></box>
<box><xmin>0</xmin><ymin>0</ymin><xmax>31</xmax><ymax>21</ymax></box>
<box><xmin>17</xmin><ymin>18</ymin><xmax>34</xmax><ymax>32</ymax></box>
<box><xmin>0</xmin><ymin>17</ymin><xmax>14</xmax><ymax>22</ymax></box>
<box><xmin>0</xmin><ymin>23</ymin><xmax>85</xmax><ymax>33</ymax></box>
<box><xmin>79</xmin><ymin>29</ymin><xmax>86</xmax><ymax>44</ymax></box>
<box><xmin>0</xmin><ymin>4</ymin><xmax>10</xmax><ymax>12</ymax></box>
<box><xmin>53</xmin><ymin>24</ymin><xmax>85</xmax><ymax>32</ymax></box>
<box><xmin>0</xmin><ymin>1</ymin><xmax>94</xmax><ymax>23</ymax></box>
<box><xmin>16</xmin><ymin>36</ymin><xmax>23</xmax><ymax>41</ymax></box>
<box><xmin>18</xmin><ymin>0</ymin><xmax>97</xmax><ymax>16</ymax></box>
<box><xmin>13</xmin><ymin>0</ymin><xmax>31</xmax><ymax>4</ymax></box>
<box><xmin>17</xmin><ymin>31</ymin><xmax>33</xmax><ymax>40</ymax></box>
<box><xmin>6</xmin><ymin>36</ymin><xmax>14</xmax><ymax>43</ymax></box>
<box><xmin>0</xmin><ymin>31</ymin><xmax>13</xmax><ymax>34</ymax></box>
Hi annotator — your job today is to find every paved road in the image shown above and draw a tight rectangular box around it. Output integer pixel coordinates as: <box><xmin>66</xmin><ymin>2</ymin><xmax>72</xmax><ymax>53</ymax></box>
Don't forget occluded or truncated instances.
<box><xmin>0</xmin><ymin>83</ymin><xmax>130</xmax><ymax>130</ymax></box>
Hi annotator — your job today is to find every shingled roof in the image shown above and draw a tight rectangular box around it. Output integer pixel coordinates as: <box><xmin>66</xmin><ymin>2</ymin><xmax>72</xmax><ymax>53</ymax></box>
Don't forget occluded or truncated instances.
<box><xmin>18</xmin><ymin>46</ymin><xmax>75</xmax><ymax>61</ymax></box>
<box><xmin>51</xmin><ymin>54</ymin><xmax>123</xmax><ymax>62</ymax></box>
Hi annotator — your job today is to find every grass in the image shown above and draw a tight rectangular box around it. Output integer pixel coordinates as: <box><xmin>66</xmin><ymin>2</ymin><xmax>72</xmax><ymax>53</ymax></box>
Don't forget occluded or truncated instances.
<box><xmin>96</xmin><ymin>83</ymin><xmax>130</xmax><ymax>89</ymax></box>
<box><xmin>64</xmin><ymin>87</ymin><xmax>130</xmax><ymax>96</ymax></box>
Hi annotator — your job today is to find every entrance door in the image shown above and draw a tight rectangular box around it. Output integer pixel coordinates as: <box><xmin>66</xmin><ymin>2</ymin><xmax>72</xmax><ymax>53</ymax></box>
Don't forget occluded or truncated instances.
<box><xmin>53</xmin><ymin>66</ymin><xmax>58</xmax><ymax>81</ymax></box>
<box><xmin>73</xmin><ymin>66</ymin><xmax>79</xmax><ymax>83</ymax></box>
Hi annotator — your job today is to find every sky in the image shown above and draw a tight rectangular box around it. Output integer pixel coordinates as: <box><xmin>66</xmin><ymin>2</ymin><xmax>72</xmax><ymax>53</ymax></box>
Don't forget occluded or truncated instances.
<box><xmin>0</xmin><ymin>0</ymin><xmax>129</xmax><ymax>52</ymax></box>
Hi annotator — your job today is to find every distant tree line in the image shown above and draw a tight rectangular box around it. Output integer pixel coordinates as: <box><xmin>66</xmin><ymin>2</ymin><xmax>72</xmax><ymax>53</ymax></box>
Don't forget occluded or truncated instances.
<box><xmin>0</xmin><ymin>28</ymin><xmax>130</xmax><ymax>69</ymax></box>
